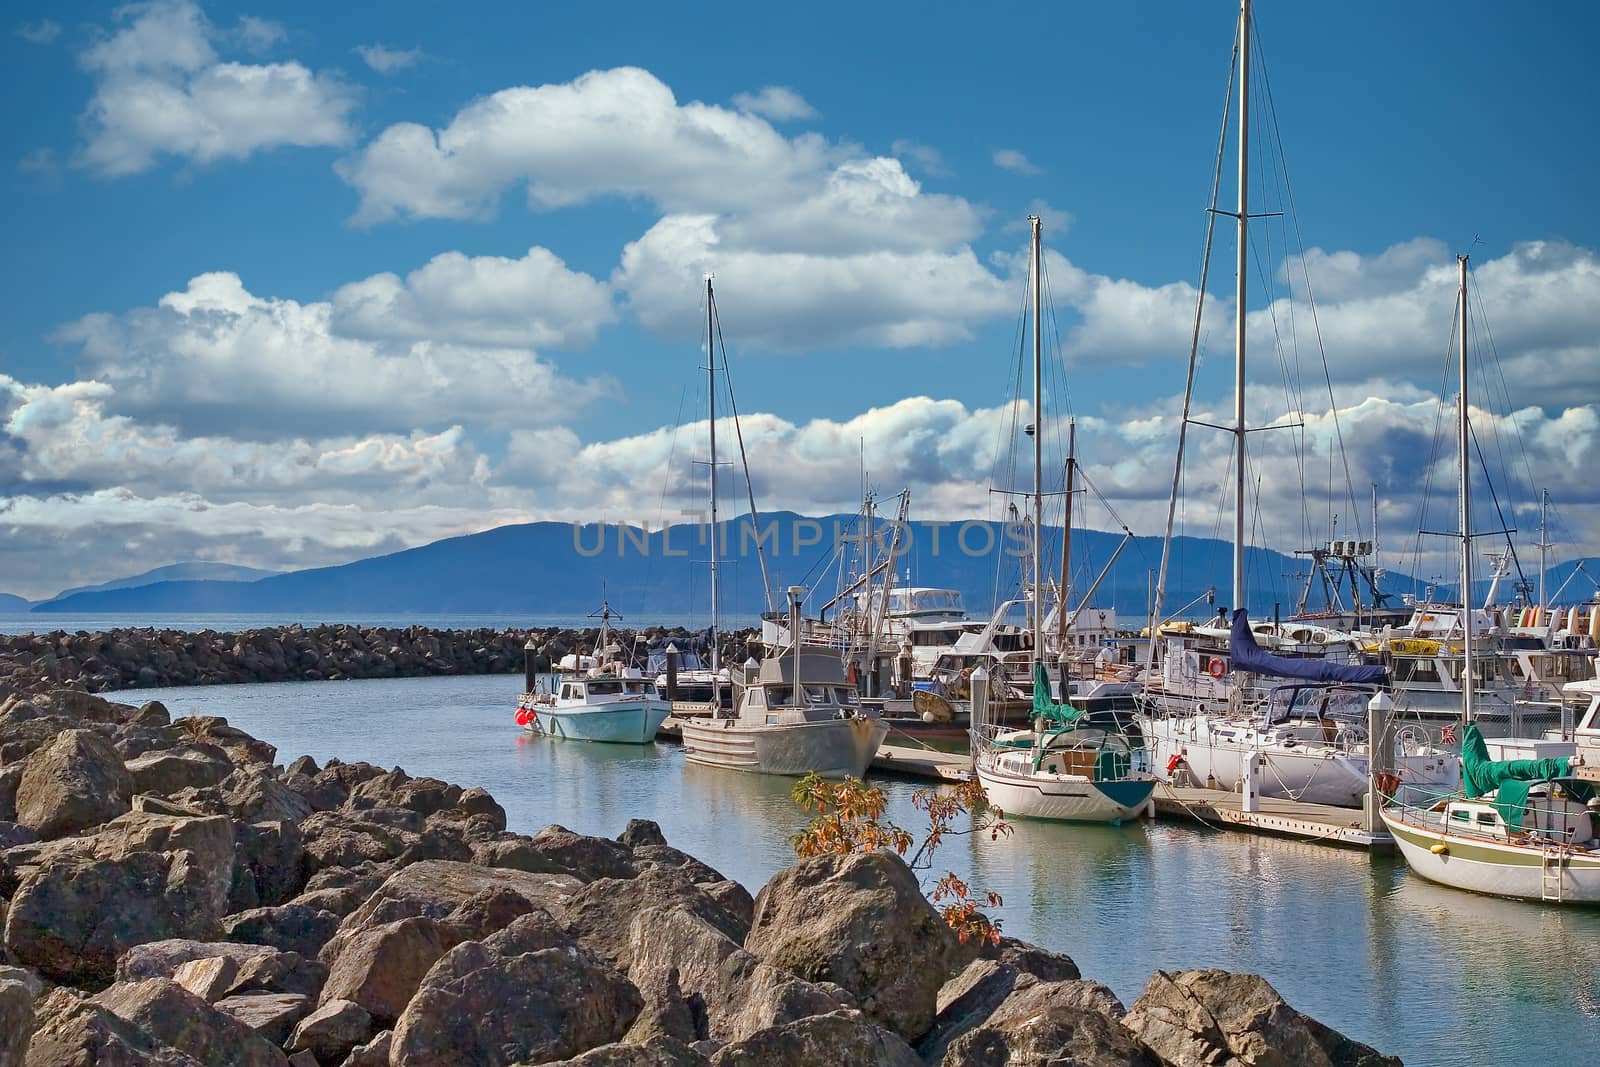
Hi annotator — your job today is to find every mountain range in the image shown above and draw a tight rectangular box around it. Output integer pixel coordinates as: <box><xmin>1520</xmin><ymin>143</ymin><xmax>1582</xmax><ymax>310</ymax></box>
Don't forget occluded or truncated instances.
<box><xmin>6</xmin><ymin>512</ymin><xmax>1594</xmax><ymax>622</ymax></box>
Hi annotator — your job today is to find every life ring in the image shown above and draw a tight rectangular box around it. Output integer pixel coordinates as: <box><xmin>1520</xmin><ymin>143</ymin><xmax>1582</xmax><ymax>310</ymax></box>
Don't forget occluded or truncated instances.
<box><xmin>1208</xmin><ymin>658</ymin><xmax>1227</xmax><ymax>679</ymax></box>
<box><xmin>1165</xmin><ymin>752</ymin><xmax>1187</xmax><ymax>773</ymax></box>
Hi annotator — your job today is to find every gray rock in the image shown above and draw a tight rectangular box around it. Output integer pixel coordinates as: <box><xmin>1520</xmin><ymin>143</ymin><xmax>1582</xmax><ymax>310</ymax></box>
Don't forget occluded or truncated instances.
<box><xmin>941</xmin><ymin>999</ymin><xmax>1159</xmax><ymax>1066</ymax></box>
<box><xmin>337</xmin><ymin>1029</ymin><xmax>391</xmax><ymax>1067</ymax></box>
<box><xmin>118</xmin><ymin>938</ymin><xmax>325</xmax><ymax>998</ymax></box>
<box><xmin>708</xmin><ymin>1010</ymin><xmax>921</xmax><ymax>1067</ymax></box>
<box><xmin>14</xmin><ymin>728</ymin><xmax>133</xmax><ymax>838</ymax></box>
<box><xmin>0</xmin><ymin>976</ymin><xmax>31</xmax><ymax>1067</ymax></box>
<box><xmin>24</xmin><ymin>986</ymin><xmax>205</xmax><ymax>1066</ymax></box>
<box><xmin>289</xmin><ymin>998</ymin><xmax>373</xmax><ymax>1065</ymax></box>
<box><xmin>528</xmin><ymin>823</ymin><xmax>638</xmax><ymax>881</ymax></box>
<box><xmin>94</xmin><ymin>977</ymin><xmax>290</xmax><ymax>1067</ymax></box>
<box><xmin>318</xmin><ymin>916</ymin><xmax>447</xmax><ymax>1028</ymax></box>
<box><xmin>231</xmin><ymin>818</ymin><xmax>310</xmax><ymax>911</ymax></box>
<box><xmin>223</xmin><ymin>904</ymin><xmax>342</xmax><ymax>958</ymax></box>
<box><xmin>125</xmin><ymin>748</ymin><xmax>233</xmax><ymax>795</ymax></box>
<box><xmin>1122</xmin><ymin>969</ymin><xmax>1403</xmax><ymax>1067</ymax></box>
<box><xmin>0</xmin><ymin>821</ymin><xmax>37</xmax><ymax>849</ymax></box>
<box><xmin>548</xmin><ymin>1037</ymin><xmax>711</xmax><ymax>1066</ymax></box>
<box><xmin>617</xmin><ymin>818</ymin><xmax>668</xmax><ymax>849</ymax></box>
<box><xmin>744</xmin><ymin>851</ymin><xmax>958</xmax><ymax>1042</ymax></box>
<box><xmin>564</xmin><ymin>868</ymin><xmax>747</xmax><ymax>973</ymax></box>
<box><xmin>457</xmin><ymin>786</ymin><xmax>506</xmax><ymax>830</ymax></box>
<box><xmin>223</xmin><ymin>767</ymin><xmax>313</xmax><ymax>824</ymax></box>
<box><xmin>215</xmin><ymin>992</ymin><xmax>315</xmax><ymax>1047</ymax></box>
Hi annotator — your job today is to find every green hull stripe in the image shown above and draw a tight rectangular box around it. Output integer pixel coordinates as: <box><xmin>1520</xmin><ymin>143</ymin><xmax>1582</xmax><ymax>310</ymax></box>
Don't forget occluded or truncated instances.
<box><xmin>1387</xmin><ymin>817</ymin><xmax>1600</xmax><ymax>869</ymax></box>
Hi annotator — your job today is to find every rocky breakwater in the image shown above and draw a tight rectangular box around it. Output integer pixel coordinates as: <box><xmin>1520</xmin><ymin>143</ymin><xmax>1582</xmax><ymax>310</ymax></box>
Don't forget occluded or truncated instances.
<box><xmin>0</xmin><ymin>689</ymin><xmax>1403</xmax><ymax>1066</ymax></box>
<box><xmin>0</xmin><ymin>624</ymin><xmax>764</xmax><ymax>699</ymax></box>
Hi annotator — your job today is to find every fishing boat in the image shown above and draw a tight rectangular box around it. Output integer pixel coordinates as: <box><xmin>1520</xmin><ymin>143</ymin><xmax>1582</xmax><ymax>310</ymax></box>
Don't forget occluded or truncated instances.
<box><xmin>514</xmin><ymin>600</ymin><xmax>670</xmax><ymax>743</ymax></box>
<box><xmin>681</xmin><ymin>587</ymin><xmax>889</xmax><ymax>777</ymax></box>
<box><xmin>969</xmin><ymin>214</ymin><xmax>1154</xmax><ymax>824</ymax></box>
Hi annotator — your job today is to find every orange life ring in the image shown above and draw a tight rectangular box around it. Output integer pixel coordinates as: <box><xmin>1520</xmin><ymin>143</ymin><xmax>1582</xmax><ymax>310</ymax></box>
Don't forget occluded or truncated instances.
<box><xmin>1208</xmin><ymin>657</ymin><xmax>1227</xmax><ymax>679</ymax></box>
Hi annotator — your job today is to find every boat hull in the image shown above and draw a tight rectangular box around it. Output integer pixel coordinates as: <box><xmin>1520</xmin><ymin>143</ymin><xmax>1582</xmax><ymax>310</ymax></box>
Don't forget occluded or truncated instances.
<box><xmin>1381</xmin><ymin>807</ymin><xmax>1600</xmax><ymax>904</ymax></box>
<box><xmin>529</xmin><ymin>700</ymin><xmax>671</xmax><ymax>744</ymax></box>
<box><xmin>680</xmin><ymin>716</ymin><xmax>889</xmax><ymax>777</ymax></box>
<box><xmin>976</xmin><ymin>764</ymin><xmax>1154</xmax><ymax>824</ymax></box>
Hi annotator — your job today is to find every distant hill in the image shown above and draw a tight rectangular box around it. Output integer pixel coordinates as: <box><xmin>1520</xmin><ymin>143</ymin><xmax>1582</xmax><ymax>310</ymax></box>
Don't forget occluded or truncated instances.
<box><xmin>31</xmin><ymin>513</ymin><xmax>1414</xmax><ymax>622</ymax></box>
<box><xmin>41</xmin><ymin>562</ymin><xmax>279</xmax><ymax>604</ymax></box>
<box><xmin>0</xmin><ymin>593</ymin><xmax>31</xmax><ymax>612</ymax></box>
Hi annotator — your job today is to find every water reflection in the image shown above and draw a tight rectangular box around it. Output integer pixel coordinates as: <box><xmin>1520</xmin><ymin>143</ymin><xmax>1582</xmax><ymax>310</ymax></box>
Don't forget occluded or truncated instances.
<box><xmin>117</xmin><ymin>674</ymin><xmax>1600</xmax><ymax>1065</ymax></box>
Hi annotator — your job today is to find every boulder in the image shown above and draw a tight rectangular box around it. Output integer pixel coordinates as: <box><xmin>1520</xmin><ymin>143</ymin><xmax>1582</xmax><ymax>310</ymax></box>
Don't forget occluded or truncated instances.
<box><xmin>617</xmin><ymin>818</ymin><xmax>668</xmax><ymax>849</ymax></box>
<box><xmin>223</xmin><ymin>904</ymin><xmax>342</xmax><ymax>958</ymax></box>
<box><xmin>118</xmin><ymin>938</ymin><xmax>325</xmax><ymax>998</ymax></box>
<box><xmin>1122</xmin><ymin>969</ymin><xmax>1403</xmax><ymax>1067</ymax></box>
<box><xmin>223</xmin><ymin>768</ymin><xmax>313</xmax><ymax>824</ymax></box>
<box><xmin>288</xmin><ymin>998</ymin><xmax>373</xmax><ymax>1065</ymax></box>
<box><xmin>94</xmin><ymin>977</ymin><xmax>290</xmax><ymax>1067</ymax></box>
<box><xmin>0</xmin><ymin>766</ymin><xmax>21</xmax><ymax>821</ymax></box>
<box><xmin>564</xmin><ymin>868</ymin><xmax>747</xmax><ymax>972</ymax></box>
<box><xmin>14</xmin><ymin>728</ymin><xmax>133</xmax><ymax>838</ymax></box>
<box><xmin>318</xmin><ymin>916</ymin><xmax>447</xmax><ymax>1027</ymax></box>
<box><xmin>528</xmin><ymin>824</ymin><xmax>638</xmax><ymax>881</ymax></box>
<box><xmin>707</xmin><ymin>1010</ymin><xmax>921</xmax><ymax>1067</ymax></box>
<box><xmin>548</xmin><ymin>1037</ymin><xmax>710</xmax><ymax>1066</ymax></box>
<box><xmin>172</xmin><ymin>955</ymin><xmax>240</xmax><ymax>1001</ymax></box>
<box><xmin>630</xmin><ymin>844</ymin><xmax>726</xmax><ymax>886</ymax></box>
<box><xmin>457</xmin><ymin>786</ymin><xmax>506</xmax><ymax>830</ymax></box>
<box><xmin>0</xmin><ymin>821</ymin><xmax>37</xmax><ymax>850</ymax></box>
<box><xmin>940</xmin><ymin>1001</ymin><xmax>1160</xmax><ymax>1066</ymax></box>
<box><xmin>350</xmin><ymin>771</ymin><xmax>460</xmax><ymax>817</ymax></box>
<box><xmin>24</xmin><ymin>986</ymin><xmax>204</xmax><ymax>1066</ymax></box>
<box><xmin>328</xmin><ymin>859</ymin><xmax>581</xmax><ymax>952</ymax></box>
<box><xmin>339</xmin><ymin>1029</ymin><xmax>392</xmax><ymax>1067</ymax></box>
<box><xmin>696</xmin><ymin>880</ymin><xmax>754</xmax><ymax>942</ymax></box>
<box><xmin>745</xmin><ymin>851</ymin><xmax>958</xmax><ymax>1042</ymax></box>
<box><xmin>981</xmin><ymin>936</ymin><xmax>1082</xmax><ymax>982</ymax></box>
<box><xmin>0</xmin><ymin>974</ymin><xmax>31</xmax><ymax>1067</ymax></box>
<box><xmin>216</xmin><ymin>992</ymin><xmax>315</xmax><ymax>1047</ymax></box>
<box><xmin>922</xmin><ymin>959</ymin><xmax>1117</xmax><ymax>1063</ymax></box>
<box><xmin>230</xmin><ymin>818</ymin><xmax>310</xmax><ymax>911</ymax></box>
<box><xmin>388</xmin><ymin>921</ymin><xmax>642</xmax><ymax>1067</ymax></box>
<box><xmin>125</xmin><ymin>748</ymin><xmax>233</xmax><ymax>795</ymax></box>
<box><xmin>286</xmin><ymin>863</ymin><xmax>395</xmax><ymax>918</ymax></box>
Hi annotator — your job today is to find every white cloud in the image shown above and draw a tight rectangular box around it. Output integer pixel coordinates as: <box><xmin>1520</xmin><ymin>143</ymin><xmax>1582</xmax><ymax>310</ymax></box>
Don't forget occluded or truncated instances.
<box><xmin>891</xmin><ymin>139</ymin><xmax>947</xmax><ymax>177</ymax></box>
<box><xmin>330</xmin><ymin>246</ymin><xmax>616</xmax><ymax>349</ymax></box>
<box><xmin>356</xmin><ymin>43</ymin><xmax>423</xmax><ymax>74</ymax></box>
<box><xmin>17</xmin><ymin>19</ymin><xmax>61</xmax><ymax>44</ymax></box>
<box><xmin>993</xmin><ymin>148</ymin><xmax>1040</xmax><ymax>175</ymax></box>
<box><xmin>732</xmin><ymin>85</ymin><xmax>818</xmax><ymax>121</ymax></box>
<box><xmin>54</xmin><ymin>270</ymin><xmax>613</xmax><ymax>440</ymax></box>
<box><xmin>234</xmin><ymin>15</ymin><xmax>284</xmax><ymax>53</ymax></box>
<box><xmin>77</xmin><ymin>0</ymin><xmax>356</xmax><ymax>176</ymax></box>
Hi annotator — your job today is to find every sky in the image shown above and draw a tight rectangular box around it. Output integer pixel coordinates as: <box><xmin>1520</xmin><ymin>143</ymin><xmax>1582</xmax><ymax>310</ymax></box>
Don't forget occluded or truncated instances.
<box><xmin>1</xmin><ymin>0</ymin><xmax>1598</xmax><ymax>602</ymax></box>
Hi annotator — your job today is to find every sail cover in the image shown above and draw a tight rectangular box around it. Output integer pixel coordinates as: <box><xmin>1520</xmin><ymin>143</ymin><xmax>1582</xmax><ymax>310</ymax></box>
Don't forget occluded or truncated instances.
<box><xmin>1229</xmin><ymin>609</ymin><xmax>1388</xmax><ymax>685</ymax></box>
<box><xmin>1459</xmin><ymin>722</ymin><xmax>1571</xmax><ymax>799</ymax></box>
<box><xmin>1032</xmin><ymin>661</ymin><xmax>1084</xmax><ymax>726</ymax></box>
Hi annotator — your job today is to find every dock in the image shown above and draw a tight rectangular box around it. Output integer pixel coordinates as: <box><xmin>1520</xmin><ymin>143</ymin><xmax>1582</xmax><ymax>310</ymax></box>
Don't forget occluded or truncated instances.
<box><xmin>870</xmin><ymin>743</ymin><xmax>974</xmax><ymax>782</ymax></box>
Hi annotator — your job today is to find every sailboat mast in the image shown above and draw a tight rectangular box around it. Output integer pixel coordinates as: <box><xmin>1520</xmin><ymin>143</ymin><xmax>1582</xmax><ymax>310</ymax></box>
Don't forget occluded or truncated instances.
<box><xmin>707</xmin><ymin>278</ymin><xmax>721</xmax><ymax>679</ymax></box>
<box><xmin>1539</xmin><ymin>488</ymin><xmax>1550</xmax><ymax>613</ymax></box>
<box><xmin>1458</xmin><ymin>254</ymin><xmax>1474</xmax><ymax>724</ymax></box>
<box><xmin>1057</xmin><ymin>420</ymin><xmax>1076</xmax><ymax>648</ymax></box>
<box><xmin>1232</xmin><ymin>0</ymin><xmax>1251</xmax><ymax>614</ymax></box>
<box><xmin>1030</xmin><ymin>215</ymin><xmax>1044</xmax><ymax>665</ymax></box>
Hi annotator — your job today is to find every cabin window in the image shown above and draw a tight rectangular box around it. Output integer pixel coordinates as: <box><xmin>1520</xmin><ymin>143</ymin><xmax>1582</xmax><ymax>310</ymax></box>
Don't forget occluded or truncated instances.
<box><xmin>769</xmin><ymin>687</ymin><xmax>792</xmax><ymax>706</ymax></box>
<box><xmin>589</xmin><ymin>681</ymin><xmax>621</xmax><ymax>695</ymax></box>
<box><xmin>804</xmin><ymin>685</ymin><xmax>830</xmax><ymax>702</ymax></box>
<box><xmin>623</xmin><ymin>681</ymin><xmax>646</xmax><ymax>693</ymax></box>
<box><xmin>834</xmin><ymin>688</ymin><xmax>857</xmax><ymax>706</ymax></box>
<box><xmin>747</xmin><ymin>689</ymin><xmax>765</xmax><ymax>708</ymax></box>
<box><xmin>1451</xmin><ymin>809</ymin><xmax>1471</xmax><ymax>822</ymax></box>
<box><xmin>560</xmin><ymin>684</ymin><xmax>574</xmax><ymax>700</ymax></box>
<box><xmin>1476</xmin><ymin>813</ymin><xmax>1497</xmax><ymax>827</ymax></box>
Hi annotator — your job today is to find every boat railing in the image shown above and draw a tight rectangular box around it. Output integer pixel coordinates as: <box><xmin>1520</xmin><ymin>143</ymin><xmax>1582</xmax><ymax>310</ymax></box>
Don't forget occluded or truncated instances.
<box><xmin>1382</xmin><ymin>781</ymin><xmax>1600</xmax><ymax>852</ymax></box>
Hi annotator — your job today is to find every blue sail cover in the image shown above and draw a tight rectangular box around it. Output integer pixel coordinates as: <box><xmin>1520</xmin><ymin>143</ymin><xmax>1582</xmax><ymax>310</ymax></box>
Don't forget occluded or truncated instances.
<box><xmin>1228</xmin><ymin>609</ymin><xmax>1389</xmax><ymax>685</ymax></box>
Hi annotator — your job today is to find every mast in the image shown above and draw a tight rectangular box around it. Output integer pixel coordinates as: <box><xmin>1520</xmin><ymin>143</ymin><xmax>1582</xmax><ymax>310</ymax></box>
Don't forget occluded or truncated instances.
<box><xmin>1232</xmin><ymin>0</ymin><xmax>1251</xmax><ymax>614</ymax></box>
<box><xmin>1538</xmin><ymin>488</ymin><xmax>1550</xmax><ymax>614</ymax></box>
<box><xmin>1029</xmin><ymin>214</ymin><xmax>1044</xmax><ymax>667</ymax></box>
<box><xmin>1057</xmin><ymin>420</ymin><xmax>1076</xmax><ymax>649</ymax></box>
<box><xmin>706</xmin><ymin>279</ymin><xmax>721</xmax><ymax>686</ymax></box>
<box><xmin>1458</xmin><ymin>255</ymin><xmax>1474</xmax><ymax>724</ymax></box>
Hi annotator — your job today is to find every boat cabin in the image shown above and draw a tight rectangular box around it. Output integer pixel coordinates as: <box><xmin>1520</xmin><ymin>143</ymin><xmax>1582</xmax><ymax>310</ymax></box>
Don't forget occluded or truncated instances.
<box><xmin>554</xmin><ymin>670</ymin><xmax>659</xmax><ymax>706</ymax></box>
<box><xmin>730</xmin><ymin>650</ymin><xmax>865</xmax><ymax>726</ymax></box>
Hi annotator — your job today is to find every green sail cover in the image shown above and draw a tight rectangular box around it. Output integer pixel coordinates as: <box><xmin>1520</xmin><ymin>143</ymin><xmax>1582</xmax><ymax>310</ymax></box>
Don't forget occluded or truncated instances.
<box><xmin>1033</xmin><ymin>661</ymin><xmax>1085</xmax><ymax>726</ymax></box>
<box><xmin>1460</xmin><ymin>722</ymin><xmax>1570</xmax><ymax>799</ymax></box>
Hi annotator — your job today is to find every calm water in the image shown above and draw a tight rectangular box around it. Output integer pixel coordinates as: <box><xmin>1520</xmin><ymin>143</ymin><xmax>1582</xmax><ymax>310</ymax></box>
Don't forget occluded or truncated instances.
<box><xmin>0</xmin><ymin>612</ymin><xmax>712</xmax><ymax>637</ymax></box>
<box><xmin>118</xmin><ymin>674</ymin><xmax>1600</xmax><ymax>1065</ymax></box>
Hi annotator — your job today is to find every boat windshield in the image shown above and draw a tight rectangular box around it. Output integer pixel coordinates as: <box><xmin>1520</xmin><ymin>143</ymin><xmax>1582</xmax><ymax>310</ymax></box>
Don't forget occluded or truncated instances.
<box><xmin>588</xmin><ymin>681</ymin><xmax>622</xmax><ymax>695</ymax></box>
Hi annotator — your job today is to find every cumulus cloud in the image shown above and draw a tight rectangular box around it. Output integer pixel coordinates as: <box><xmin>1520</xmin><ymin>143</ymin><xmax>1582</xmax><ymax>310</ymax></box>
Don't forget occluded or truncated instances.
<box><xmin>356</xmin><ymin>43</ymin><xmax>423</xmax><ymax>73</ymax></box>
<box><xmin>54</xmin><ymin>269</ymin><xmax>613</xmax><ymax>440</ymax></box>
<box><xmin>732</xmin><ymin>85</ymin><xmax>818</xmax><ymax>121</ymax></box>
<box><xmin>77</xmin><ymin>0</ymin><xmax>356</xmax><ymax>176</ymax></box>
<box><xmin>17</xmin><ymin>19</ymin><xmax>61</xmax><ymax>44</ymax></box>
<box><xmin>992</xmin><ymin>148</ymin><xmax>1040</xmax><ymax>175</ymax></box>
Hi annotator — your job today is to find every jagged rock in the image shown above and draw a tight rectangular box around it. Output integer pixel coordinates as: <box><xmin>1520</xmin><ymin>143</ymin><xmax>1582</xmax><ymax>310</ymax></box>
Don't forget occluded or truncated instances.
<box><xmin>298</xmin><ymin>809</ymin><xmax>469</xmax><ymax>872</ymax></box>
<box><xmin>617</xmin><ymin>818</ymin><xmax>668</xmax><ymax>849</ymax></box>
<box><xmin>285</xmin><ymin>755</ymin><xmax>319</xmax><ymax>778</ymax></box>
<box><xmin>458</xmin><ymin>786</ymin><xmax>506</xmax><ymax>830</ymax></box>
<box><xmin>1122</xmin><ymin>969</ymin><xmax>1403</xmax><ymax>1067</ymax></box>
<box><xmin>622</xmin><ymin>964</ymin><xmax>699</xmax><ymax>1045</ymax></box>
<box><xmin>318</xmin><ymin>916</ymin><xmax>447</xmax><ymax>1028</ymax></box>
<box><xmin>744</xmin><ymin>851</ymin><xmax>958</xmax><ymax>1042</ymax></box>
<box><xmin>350</xmin><ymin>771</ymin><xmax>461</xmax><ymax>817</ymax></box>
<box><xmin>437</xmin><ymin>885</ymin><xmax>538</xmax><ymax>945</ymax></box>
<box><xmin>125</xmin><ymin>748</ymin><xmax>233</xmax><ymax>795</ymax></box>
<box><xmin>14</xmin><ymin>728</ymin><xmax>132</xmax><ymax>838</ymax></box>
<box><xmin>0</xmin><ymin>821</ymin><xmax>37</xmax><ymax>849</ymax></box>
<box><xmin>172</xmin><ymin>955</ymin><xmax>240</xmax><ymax>1001</ymax></box>
<box><xmin>2</xmin><ymin>814</ymin><xmax>236</xmax><ymax>984</ymax></box>
<box><xmin>0</xmin><ymin>974</ymin><xmax>32</xmax><ymax>1067</ymax></box>
<box><xmin>231</xmin><ymin>819</ymin><xmax>310</xmax><ymax>911</ymax></box>
<box><xmin>696</xmin><ymin>880</ymin><xmax>754</xmax><ymax>942</ymax></box>
<box><xmin>25</xmin><ymin>986</ymin><xmax>204</xmax><ymax>1066</ymax></box>
<box><xmin>286</xmin><ymin>863</ymin><xmax>395</xmax><ymax>918</ymax></box>
<box><xmin>940</xmin><ymin>999</ymin><xmax>1160</xmax><ymax>1066</ymax></box>
<box><xmin>388</xmin><ymin>916</ymin><xmax>643</xmax><ymax>1066</ymax></box>
<box><xmin>223</xmin><ymin>904</ymin><xmax>342</xmax><ymax>958</ymax></box>
<box><xmin>118</xmin><ymin>938</ymin><xmax>325</xmax><ymax>998</ymax></box>
<box><xmin>216</xmin><ymin>992</ymin><xmax>315</xmax><ymax>1047</ymax></box>
<box><xmin>288</xmin><ymin>1053</ymin><xmax>319</xmax><ymax>1067</ymax></box>
<box><xmin>470</xmin><ymin>834</ymin><xmax>573</xmax><ymax>874</ymax></box>
<box><xmin>0</xmin><ymin>964</ymin><xmax>43</xmax><ymax>1000</ymax></box>
<box><xmin>529</xmin><ymin>824</ymin><xmax>639</xmax><ymax>881</ymax></box>
<box><xmin>338</xmin><ymin>1029</ymin><xmax>392</xmax><ymax>1067</ymax></box>
<box><xmin>223</xmin><ymin>767</ymin><xmax>313</xmax><ymax>824</ymax></box>
<box><xmin>94</xmin><ymin>977</ymin><xmax>290</xmax><ymax>1067</ymax></box>
<box><xmin>37</xmin><ymin>689</ymin><xmax>126</xmax><ymax>723</ymax></box>
<box><xmin>0</xmin><ymin>765</ymin><xmax>22</xmax><ymax>822</ymax></box>
<box><xmin>289</xmin><ymin>998</ymin><xmax>373</xmax><ymax>1065</ymax></box>
<box><xmin>922</xmin><ymin>959</ymin><xmax>1118</xmax><ymax>1063</ymax></box>
<box><xmin>564</xmin><ymin>868</ymin><xmax>747</xmax><ymax>971</ymax></box>
<box><xmin>707</xmin><ymin>1010</ymin><xmax>921</xmax><ymax>1067</ymax></box>
<box><xmin>981</xmin><ymin>936</ymin><xmax>1082</xmax><ymax>982</ymax></box>
<box><xmin>547</xmin><ymin>1037</ymin><xmax>711</xmax><ymax>1066</ymax></box>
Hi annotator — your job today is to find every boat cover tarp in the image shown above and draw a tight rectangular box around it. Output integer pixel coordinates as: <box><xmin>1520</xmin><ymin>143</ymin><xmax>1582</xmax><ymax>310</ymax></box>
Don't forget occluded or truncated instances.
<box><xmin>1229</xmin><ymin>609</ymin><xmax>1388</xmax><ymax>685</ymax></box>
<box><xmin>1460</xmin><ymin>722</ymin><xmax>1571</xmax><ymax>800</ymax></box>
<box><xmin>1033</xmin><ymin>661</ymin><xmax>1085</xmax><ymax>726</ymax></box>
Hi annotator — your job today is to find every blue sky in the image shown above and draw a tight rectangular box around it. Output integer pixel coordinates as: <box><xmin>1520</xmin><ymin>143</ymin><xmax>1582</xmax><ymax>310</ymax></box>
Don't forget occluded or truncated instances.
<box><xmin>1</xmin><ymin>0</ymin><xmax>1597</xmax><ymax>599</ymax></box>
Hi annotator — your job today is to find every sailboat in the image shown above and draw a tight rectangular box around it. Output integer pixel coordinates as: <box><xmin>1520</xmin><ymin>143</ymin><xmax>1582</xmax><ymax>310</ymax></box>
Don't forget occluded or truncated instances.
<box><xmin>676</xmin><ymin>279</ymin><xmax>889</xmax><ymax>778</ymax></box>
<box><xmin>1380</xmin><ymin>258</ymin><xmax>1600</xmax><ymax>903</ymax></box>
<box><xmin>969</xmin><ymin>216</ymin><xmax>1156</xmax><ymax>823</ymax></box>
<box><xmin>1135</xmin><ymin>0</ymin><xmax>1455</xmax><ymax>808</ymax></box>
<box><xmin>514</xmin><ymin>599</ymin><xmax>670</xmax><ymax>743</ymax></box>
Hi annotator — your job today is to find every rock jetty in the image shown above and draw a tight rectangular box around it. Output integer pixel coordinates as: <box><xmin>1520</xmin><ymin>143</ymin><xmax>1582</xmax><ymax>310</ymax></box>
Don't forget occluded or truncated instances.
<box><xmin>0</xmin><ymin>625</ymin><xmax>763</xmax><ymax>698</ymax></box>
<box><xmin>0</xmin><ymin>688</ymin><xmax>1403</xmax><ymax>1065</ymax></box>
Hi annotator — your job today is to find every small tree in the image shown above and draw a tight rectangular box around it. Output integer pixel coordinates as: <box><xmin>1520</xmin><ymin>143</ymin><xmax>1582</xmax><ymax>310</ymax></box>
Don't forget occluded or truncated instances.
<box><xmin>790</xmin><ymin>773</ymin><xmax>1011</xmax><ymax>945</ymax></box>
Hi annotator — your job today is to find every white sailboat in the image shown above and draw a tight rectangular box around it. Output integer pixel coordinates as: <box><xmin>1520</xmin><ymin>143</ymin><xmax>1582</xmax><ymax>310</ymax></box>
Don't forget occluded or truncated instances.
<box><xmin>970</xmin><ymin>215</ymin><xmax>1155</xmax><ymax>824</ymax></box>
<box><xmin>1380</xmin><ymin>258</ymin><xmax>1600</xmax><ymax>903</ymax></box>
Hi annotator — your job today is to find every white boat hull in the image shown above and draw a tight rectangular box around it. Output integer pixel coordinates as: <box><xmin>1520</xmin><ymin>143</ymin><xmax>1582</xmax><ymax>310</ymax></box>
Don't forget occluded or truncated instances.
<box><xmin>976</xmin><ymin>764</ymin><xmax>1154</xmax><ymax>824</ymax></box>
<box><xmin>680</xmin><ymin>716</ymin><xmax>888</xmax><ymax>777</ymax></box>
<box><xmin>526</xmin><ymin>699</ymin><xmax>670</xmax><ymax>744</ymax></box>
<box><xmin>1382</xmin><ymin>807</ymin><xmax>1600</xmax><ymax>904</ymax></box>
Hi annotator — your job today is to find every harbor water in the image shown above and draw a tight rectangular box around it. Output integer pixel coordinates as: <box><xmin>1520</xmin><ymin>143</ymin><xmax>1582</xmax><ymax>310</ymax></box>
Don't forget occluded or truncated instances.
<box><xmin>120</xmin><ymin>672</ymin><xmax>1600</xmax><ymax>1064</ymax></box>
